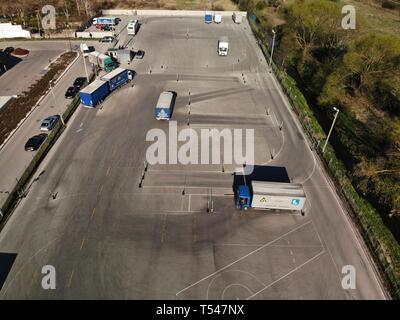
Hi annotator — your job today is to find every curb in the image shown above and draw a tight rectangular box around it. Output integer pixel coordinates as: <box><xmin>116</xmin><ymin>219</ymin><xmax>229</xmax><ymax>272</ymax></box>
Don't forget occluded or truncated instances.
<box><xmin>0</xmin><ymin>52</ymin><xmax>80</xmax><ymax>153</ymax></box>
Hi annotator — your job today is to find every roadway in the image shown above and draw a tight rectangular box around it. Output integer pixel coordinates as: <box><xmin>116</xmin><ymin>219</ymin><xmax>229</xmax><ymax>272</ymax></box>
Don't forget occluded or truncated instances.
<box><xmin>0</xmin><ymin>15</ymin><xmax>386</xmax><ymax>299</ymax></box>
<box><xmin>0</xmin><ymin>40</ymin><xmax>115</xmax><ymax>207</ymax></box>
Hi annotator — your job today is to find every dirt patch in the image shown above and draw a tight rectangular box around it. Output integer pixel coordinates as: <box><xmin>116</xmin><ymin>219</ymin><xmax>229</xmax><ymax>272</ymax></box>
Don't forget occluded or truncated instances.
<box><xmin>11</xmin><ymin>48</ymin><xmax>30</xmax><ymax>57</ymax></box>
<box><xmin>0</xmin><ymin>51</ymin><xmax>77</xmax><ymax>146</ymax></box>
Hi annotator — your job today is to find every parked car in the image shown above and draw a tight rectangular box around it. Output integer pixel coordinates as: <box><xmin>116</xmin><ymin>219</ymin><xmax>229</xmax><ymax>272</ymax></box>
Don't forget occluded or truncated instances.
<box><xmin>40</xmin><ymin>115</ymin><xmax>60</xmax><ymax>132</ymax></box>
<box><xmin>135</xmin><ymin>50</ymin><xmax>145</xmax><ymax>59</ymax></box>
<box><xmin>101</xmin><ymin>25</ymin><xmax>114</xmax><ymax>31</ymax></box>
<box><xmin>65</xmin><ymin>86</ymin><xmax>79</xmax><ymax>99</ymax></box>
<box><xmin>99</xmin><ymin>36</ymin><xmax>114</xmax><ymax>43</ymax></box>
<box><xmin>73</xmin><ymin>77</ymin><xmax>86</xmax><ymax>89</ymax></box>
<box><xmin>3</xmin><ymin>47</ymin><xmax>14</xmax><ymax>55</ymax></box>
<box><xmin>115</xmin><ymin>17</ymin><xmax>121</xmax><ymax>24</ymax></box>
<box><xmin>24</xmin><ymin>134</ymin><xmax>47</xmax><ymax>151</ymax></box>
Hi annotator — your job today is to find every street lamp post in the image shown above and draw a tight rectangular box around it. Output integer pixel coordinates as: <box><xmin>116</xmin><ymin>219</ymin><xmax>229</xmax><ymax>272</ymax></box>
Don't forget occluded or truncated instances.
<box><xmin>82</xmin><ymin>52</ymin><xmax>89</xmax><ymax>82</ymax></box>
<box><xmin>269</xmin><ymin>29</ymin><xmax>276</xmax><ymax>67</ymax></box>
<box><xmin>49</xmin><ymin>81</ymin><xmax>65</xmax><ymax>126</ymax></box>
<box><xmin>322</xmin><ymin>107</ymin><xmax>340</xmax><ymax>153</ymax></box>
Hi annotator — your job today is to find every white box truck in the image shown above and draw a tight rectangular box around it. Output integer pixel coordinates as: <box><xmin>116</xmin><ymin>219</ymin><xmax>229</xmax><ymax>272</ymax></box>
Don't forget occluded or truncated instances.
<box><xmin>218</xmin><ymin>36</ymin><xmax>229</xmax><ymax>56</ymax></box>
<box><xmin>214</xmin><ymin>13</ymin><xmax>222</xmax><ymax>24</ymax></box>
<box><xmin>233</xmin><ymin>12</ymin><xmax>243</xmax><ymax>24</ymax></box>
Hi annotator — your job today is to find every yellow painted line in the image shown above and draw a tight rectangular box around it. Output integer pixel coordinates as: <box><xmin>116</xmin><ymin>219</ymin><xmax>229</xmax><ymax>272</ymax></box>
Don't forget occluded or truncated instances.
<box><xmin>67</xmin><ymin>270</ymin><xmax>74</xmax><ymax>288</ymax></box>
<box><xmin>106</xmin><ymin>166</ymin><xmax>111</xmax><ymax>177</ymax></box>
<box><xmin>80</xmin><ymin>238</ymin><xmax>86</xmax><ymax>251</ymax></box>
<box><xmin>91</xmin><ymin>207</ymin><xmax>96</xmax><ymax>219</ymax></box>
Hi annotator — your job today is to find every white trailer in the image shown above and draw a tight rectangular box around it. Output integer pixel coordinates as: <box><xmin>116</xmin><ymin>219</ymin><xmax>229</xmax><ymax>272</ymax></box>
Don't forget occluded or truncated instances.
<box><xmin>250</xmin><ymin>181</ymin><xmax>306</xmax><ymax>211</ymax></box>
<box><xmin>218</xmin><ymin>36</ymin><xmax>229</xmax><ymax>56</ymax></box>
<box><xmin>232</xmin><ymin>12</ymin><xmax>243</xmax><ymax>24</ymax></box>
<box><xmin>214</xmin><ymin>13</ymin><xmax>222</xmax><ymax>24</ymax></box>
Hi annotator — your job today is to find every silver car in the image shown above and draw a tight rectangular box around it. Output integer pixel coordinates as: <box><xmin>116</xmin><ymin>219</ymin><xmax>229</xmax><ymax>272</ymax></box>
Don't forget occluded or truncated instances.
<box><xmin>99</xmin><ymin>36</ymin><xmax>114</xmax><ymax>43</ymax></box>
<box><xmin>40</xmin><ymin>115</ymin><xmax>60</xmax><ymax>132</ymax></box>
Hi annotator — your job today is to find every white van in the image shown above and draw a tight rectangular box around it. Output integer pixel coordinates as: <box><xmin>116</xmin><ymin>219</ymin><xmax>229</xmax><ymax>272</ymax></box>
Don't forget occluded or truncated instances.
<box><xmin>127</xmin><ymin>20</ymin><xmax>139</xmax><ymax>36</ymax></box>
<box><xmin>80</xmin><ymin>43</ymin><xmax>94</xmax><ymax>57</ymax></box>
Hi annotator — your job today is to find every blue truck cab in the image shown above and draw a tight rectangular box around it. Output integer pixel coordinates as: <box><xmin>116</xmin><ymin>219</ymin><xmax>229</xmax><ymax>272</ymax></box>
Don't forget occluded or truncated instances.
<box><xmin>236</xmin><ymin>185</ymin><xmax>251</xmax><ymax>210</ymax></box>
<box><xmin>205</xmin><ymin>12</ymin><xmax>213</xmax><ymax>24</ymax></box>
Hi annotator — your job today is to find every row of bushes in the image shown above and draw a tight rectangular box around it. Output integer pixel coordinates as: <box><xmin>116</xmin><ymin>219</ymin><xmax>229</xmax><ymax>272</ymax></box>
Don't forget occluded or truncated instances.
<box><xmin>249</xmin><ymin>17</ymin><xmax>400</xmax><ymax>299</ymax></box>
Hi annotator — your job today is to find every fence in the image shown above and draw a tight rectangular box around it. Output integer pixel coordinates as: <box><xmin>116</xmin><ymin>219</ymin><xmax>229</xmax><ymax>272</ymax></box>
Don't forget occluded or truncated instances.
<box><xmin>0</xmin><ymin>75</ymin><xmax>93</xmax><ymax>231</ymax></box>
<box><xmin>248</xmin><ymin>16</ymin><xmax>400</xmax><ymax>299</ymax></box>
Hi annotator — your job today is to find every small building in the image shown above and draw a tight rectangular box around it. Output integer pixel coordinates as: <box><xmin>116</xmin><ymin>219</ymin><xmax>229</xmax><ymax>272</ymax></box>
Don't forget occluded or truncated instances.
<box><xmin>0</xmin><ymin>23</ymin><xmax>31</xmax><ymax>39</ymax></box>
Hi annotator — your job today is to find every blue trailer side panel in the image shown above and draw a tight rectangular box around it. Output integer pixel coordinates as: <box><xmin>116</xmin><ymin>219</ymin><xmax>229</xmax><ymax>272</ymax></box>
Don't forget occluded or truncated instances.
<box><xmin>79</xmin><ymin>80</ymin><xmax>109</xmax><ymax>107</ymax></box>
<box><xmin>100</xmin><ymin>68</ymin><xmax>131</xmax><ymax>92</ymax></box>
<box><xmin>205</xmin><ymin>14</ymin><xmax>213</xmax><ymax>24</ymax></box>
<box><xmin>107</xmin><ymin>70</ymin><xmax>129</xmax><ymax>91</ymax></box>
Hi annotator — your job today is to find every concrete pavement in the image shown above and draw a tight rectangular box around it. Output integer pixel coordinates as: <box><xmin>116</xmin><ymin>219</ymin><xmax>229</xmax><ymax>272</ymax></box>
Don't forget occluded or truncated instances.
<box><xmin>0</xmin><ymin>16</ymin><xmax>386</xmax><ymax>299</ymax></box>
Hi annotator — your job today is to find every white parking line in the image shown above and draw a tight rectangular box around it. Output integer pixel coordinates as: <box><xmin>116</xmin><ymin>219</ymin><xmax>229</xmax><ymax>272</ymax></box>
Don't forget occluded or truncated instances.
<box><xmin>246</xmin><ymin>249</ymin><xmax>325</xmax><ymax>300</ymax></box>
<box><xmin>176</xmin><ymin>220</ymin><xmax>312</xmax><ymax>296</ymax></box>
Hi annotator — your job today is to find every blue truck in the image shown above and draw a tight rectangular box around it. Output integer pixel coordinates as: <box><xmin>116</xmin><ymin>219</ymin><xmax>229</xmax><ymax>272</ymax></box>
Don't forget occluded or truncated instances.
<box><xmin>155</xmin><ymin>91</ymin><xmax>174</xmax><ymax>120</ymax></box>
<box><xmin>205</xmin><ymin>12</ymin><xmax>213</xmax><ymax>24</ymax></box>
<box><xmin>79</xmin><ymin>68</ymin><xmax>133</xmax><ymax>107</ymax></box>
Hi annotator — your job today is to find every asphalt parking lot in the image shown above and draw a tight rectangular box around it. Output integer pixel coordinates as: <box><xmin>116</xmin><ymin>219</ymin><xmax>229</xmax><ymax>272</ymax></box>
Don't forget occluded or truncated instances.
<box><xmin>0</xmin><ymin>15</ymin><xmax>385</xmax><ymax>299</ymax></box>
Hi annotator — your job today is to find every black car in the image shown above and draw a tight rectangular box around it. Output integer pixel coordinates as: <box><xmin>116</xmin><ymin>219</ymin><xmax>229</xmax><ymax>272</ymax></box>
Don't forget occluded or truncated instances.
<box><xmin>73</xmin><ymin>77</ymin><xmax>86</xmax><ymax>89</ymax></box>
<box><xmin>135</xmin><ymin>50</ymin><xmax>145</xmax><ymax>59</ymax></box>
<box><xmin>65</xmin><ymin>86</ymin><xmax>79</xmax><ymax>99</ymax></box>
<box><xmin>25</xmin><ymin>134</ymin><xmax>47</xmax><ymax>151</ymax></box>
<box><xmin>3</xmin><ymin>47</ymin><xmax>14</xmax><ymax>55</ymax></box>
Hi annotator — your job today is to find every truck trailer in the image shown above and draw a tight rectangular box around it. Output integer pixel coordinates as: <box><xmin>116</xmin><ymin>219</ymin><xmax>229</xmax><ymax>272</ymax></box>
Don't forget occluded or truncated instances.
<box><xmin>218</xmin><ymin>36</ymin><xmax>229</xmax><ymax>56</ymax></box>
<box><xmin>93</xmin><ymin>17</ymin><xmax>118</xmax><ymax>29</ymax></box>
<box><xmin>107</xmin><ymin>48</ymin><xmax>134</xmax><ymax>65</ymax></box>
<box><xmin>214</xmin><ymin>13</ymin><xmax>222</xmax><ymax>24</ymax></box>
<box><xmin>236</xmin><ymin>181</ymin><xmax>306</xmax><ymax>213</ymax></box>
<box><xmin>100</xmin><ymin>67</ymin><xmax>133</xmax><ymax>91</ymax></box>
<box><xmin>155</xmin><ymin>91</ymin><xmax>175</xmax><ymax>120</ymax></box>
<box><xmin>79</xmin><ymin>79</ymin><xmax>109</xmax><ymax>107</ymax></box>
<box><xmin>88</xmin><ymin>51</ymin><xmax>117</xmax><ymax>72</ymax></box>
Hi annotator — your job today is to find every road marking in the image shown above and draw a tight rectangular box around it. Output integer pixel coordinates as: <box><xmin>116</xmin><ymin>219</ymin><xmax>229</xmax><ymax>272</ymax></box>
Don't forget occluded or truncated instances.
<box><xmin>80</xmin><ymin>238</ymin><xmax>85</xmax><ymax>251</ymax></box>
<box><xmin>161</xmin><ymin>214</ymin><xmax>167</xmax><ymax>243</ymax></box>
<box><xmin>76</xmin><ymin>128</ymin><xmax>83</xmax><ymax>133</ymax></box>
<box><xmin>91</xmin><ymin>207</ymin><xmax>96</xmax><ymax>219</ymax></box>
<box><xmin>106</xmin><ymin>167</ymin><xmax>111</xmax><ymax>177</ymax></box>
<box><xmin>67</xmin><ymin>270</ymin><xmax>74</xmax><ymax>288</ymax></box>
<box><xmin>176</xmin><ymin>220</ymin><xmax>312</xmax><ymax>296</ymax></box>
<box><xmin>246</xmin><ymin>249</ymin><xmax>325</xmax><ymax>300</ymax></box>
<box><xmin>98</xmin><ymin>185</ymin><xmax>104</xmax><ymax>195</ymax></box>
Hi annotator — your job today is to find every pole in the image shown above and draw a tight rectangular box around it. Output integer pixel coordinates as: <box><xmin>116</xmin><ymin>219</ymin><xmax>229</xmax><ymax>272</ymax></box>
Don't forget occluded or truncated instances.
<box><xmin>82</xmin><ymin>52</ymin><xmax>89</xmax><ymax>82</ymax></box>
<box><xmin>49</xmin><ymin>81</ymin><xmax>65</xmax><ymax>126</ymax></box>
<box><xmin>269</xmin><ymin>29</ymin><xmax>276</xmax><ymax>67</ymax></box>
<box><xmin>322</xmin><ymin>107</ymin><xmax>339</xmax><ymax>153</ymax></box>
